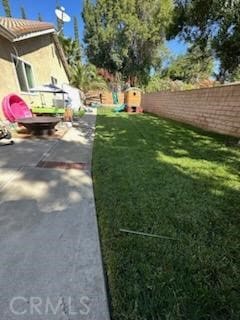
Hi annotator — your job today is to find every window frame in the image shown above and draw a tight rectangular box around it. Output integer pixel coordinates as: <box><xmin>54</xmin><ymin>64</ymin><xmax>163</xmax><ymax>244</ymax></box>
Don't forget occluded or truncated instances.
<box><xmin>11</xmin><ymin>54</ymin><xmax>36</xmax><ymax>94</ymax></box>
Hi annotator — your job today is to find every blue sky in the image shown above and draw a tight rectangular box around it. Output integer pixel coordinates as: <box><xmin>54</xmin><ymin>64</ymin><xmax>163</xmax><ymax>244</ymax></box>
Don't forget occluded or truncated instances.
<box><xmin>0</xmin><ymin>0</ymin><xmax>187</xmax><ymax>56</ymax></box>
<box><xmin>0</xmin><ymin>0</ymin><xmax>85</xmax><ymax>40</ymax></box>
<box><xmin>166</xmin><ymin>39</ymin><xmax>187</xmax><ymax>56</ymax></box>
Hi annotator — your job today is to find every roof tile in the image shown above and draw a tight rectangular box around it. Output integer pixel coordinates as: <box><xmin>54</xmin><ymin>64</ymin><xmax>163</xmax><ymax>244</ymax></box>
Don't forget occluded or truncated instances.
<box><xmin>0</xmin><ymin>17</ymin><xmax>54</xmax><ymax>38</ymax></box>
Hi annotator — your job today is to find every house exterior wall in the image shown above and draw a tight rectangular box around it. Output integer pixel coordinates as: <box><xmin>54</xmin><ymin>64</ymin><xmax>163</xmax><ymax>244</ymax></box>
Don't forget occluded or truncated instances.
<box><xmin>0</xmin><ymin>33</ymin><xmax>69</xmax><ymax>119</ymax></box>
<box><xmin>142</xmin><ymin>85</ymin><xmax>240</xmax><ymax>137</ymax></box>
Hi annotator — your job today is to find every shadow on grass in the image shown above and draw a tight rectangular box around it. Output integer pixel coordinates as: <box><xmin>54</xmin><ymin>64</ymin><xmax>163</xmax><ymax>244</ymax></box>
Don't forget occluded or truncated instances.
<box><xmin>93</xmin><ymin>109</ymin><xmax>240</xmax><ymax>320</ymax></box>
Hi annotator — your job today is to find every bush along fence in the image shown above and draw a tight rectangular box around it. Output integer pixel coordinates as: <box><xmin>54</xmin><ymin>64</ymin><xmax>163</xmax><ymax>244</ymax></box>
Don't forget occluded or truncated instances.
<box><xmin>142</xmin><ymin>84</ymin><xmax>240</xmax><ymax>137</ymax></box>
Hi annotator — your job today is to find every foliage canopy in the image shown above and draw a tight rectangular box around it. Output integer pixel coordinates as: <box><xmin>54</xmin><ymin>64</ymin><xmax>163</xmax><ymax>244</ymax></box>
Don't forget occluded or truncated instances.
<box><xmin>59</xmin><ymin>36</ymin><xmax>81</xmax><ymax>69</ymax></box>
<box><xmin>82</xmin><ymin>0</ymin><xmax>173</xmax><ymax>85</ymax></box>
<box><xmin>166</xmin><ymin>46</ymin><xmax>213</xmax><ymax>83</ymax></box>
<box><xmin>20</xmin><ymin>7</ymin><xmax>27</xmax><ymax>20</ymax></box>
<box><xmin>70</xmin><ymin>63</ymin><xmax>108</xmax><ymax>93</ymax></box>
<box><xmin>2</xmin><ymin>0</ymin><xmax>11</xmax><ymax>17</ymax></box>
<box><xmin>168</xmin><ymin>0</ymin><xmax>240</xmax><ymax>80</ymax></box>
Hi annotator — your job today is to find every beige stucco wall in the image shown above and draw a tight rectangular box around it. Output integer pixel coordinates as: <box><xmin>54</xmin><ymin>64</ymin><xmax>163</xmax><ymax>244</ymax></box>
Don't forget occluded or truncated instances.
<box><xmin>0</xmin><ymin>33</ymin><xmax>69</xmax><ymax>119</ymax></box>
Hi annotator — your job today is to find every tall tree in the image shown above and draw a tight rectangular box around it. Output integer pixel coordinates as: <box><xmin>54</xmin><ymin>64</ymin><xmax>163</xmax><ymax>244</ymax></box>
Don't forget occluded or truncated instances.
<box><xmin>2</xmin><ymin>0</ymin><xmax>11</xmax><ymax>17</ymax></box>
<box><xmin>168</xmin><ymin>0</ymin><xmax>240</xmax><ymax>81</ymax></box>
<box><xmin>73</xmin><ymin>16</ymin><xmax>81</xmax><ymax>63</ymax></box>
<box><xmin>70</xmin><ymin>63</ymin><xmax>107</xmax><ymax>92</ymax></box>
<box><xmin>58</xmin><ymin>36</ymin><xmax>81</xmax><ymax>68</ymax></box>
<box><xmin>38</xmin><ymin>13</ymin><xmax>43</xmax><ymax>22</ymax></box>
<box><xmin>167</xmin><ymin>46</ymin><xmax>213</xmax><ymax>83</ymax></box>
<box><xmin>82</xmin><ymin>0</ymin><xmax>173</xmax><ymax>85</ymax></box>
<box><xmin>74</xmin><ymin>16</ymin><xmax>80</xmax><ymax>45</ymax></box>
<box><xmin>20</xmin><ymin>6</ymin><xmax>27</xmax><ymax>19</ymax></box>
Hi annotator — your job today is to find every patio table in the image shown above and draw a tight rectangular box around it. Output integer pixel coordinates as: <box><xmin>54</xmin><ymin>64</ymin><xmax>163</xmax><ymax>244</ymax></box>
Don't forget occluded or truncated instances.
<box><xmin>18</xmin><ymin>116</ymin><xmax>60</xmax><ymax>136</ymax></box>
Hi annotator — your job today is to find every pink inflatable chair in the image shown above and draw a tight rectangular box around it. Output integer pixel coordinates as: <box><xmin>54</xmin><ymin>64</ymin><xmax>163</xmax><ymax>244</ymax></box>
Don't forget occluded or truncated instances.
<box><xmin>2</xmin><ymin>94</ymin><xmax>32</xmax><ymax>122</ymax></box>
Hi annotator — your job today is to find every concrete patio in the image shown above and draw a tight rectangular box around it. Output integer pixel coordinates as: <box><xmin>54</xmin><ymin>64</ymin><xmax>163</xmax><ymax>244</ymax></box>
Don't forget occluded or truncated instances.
<box><xmin>0</xmin><ymin>111</ymin><xmax>110</xmax><ymax>319</ymax></box>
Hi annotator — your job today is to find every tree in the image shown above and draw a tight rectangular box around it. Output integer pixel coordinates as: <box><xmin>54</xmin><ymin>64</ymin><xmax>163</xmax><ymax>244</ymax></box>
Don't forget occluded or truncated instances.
<box><xmin>74</xmin><ymin>16</ymin><xmax>80</xmax><ymax>45</ymax></box>
<box><xmin>144</xmin><ymin>75</ymin><xmax>172</xmax><ymax>93</ymax></box>
<box><xmin>59</xmin><ymin>36</ymin><xmax>81</xmax><ymax>68</ymax></box>
<box><xmin>59</xmin><ymin>33</ymin><xmax>106</xmax><ymax>92</ymax></box>
<box><xmin>168</xmin><ymin>0</ymin><xmax>240</xmax><ymax>81</ymax></box>
<box><xmin>20</xmin><ymin>6</ymin><xmax>27</xmax><ymax>19</ymax></box>
<box><xmin>73</xmin><ymin>16</ymin><xmax>82</xmax><ymax>61</ymax></box>
<box><xmin>38</xmin><ymin>13</ymin><xmax>43</xmax><ymax>22</ymax></box>
<box><xmin>82</xmin><ymin>0</ymin><xmax>173</xmax><ymax>85</ymax></box>
<box><xmin>144</xmin><ymin>75</ymin><xmax>199</xmax><ymax>93</ymax></box>
<box><xmin>2</xmin><ymin>0</ymin><xmax>11</xmax><ymax>17</ymax></box>
<box><xmin>229</xmin><ymin>67</ymin><xmax>240</xmax><ymax>82</ymax></box>
<box><xmin>167</xmin><ymin>46</ymin><xmax>213</xmax><ymax>83</ymax></box>
<box><xmin>70</xmin><ymin>63</ymin><xmax>107</xmax><ymax>92</ymax></box>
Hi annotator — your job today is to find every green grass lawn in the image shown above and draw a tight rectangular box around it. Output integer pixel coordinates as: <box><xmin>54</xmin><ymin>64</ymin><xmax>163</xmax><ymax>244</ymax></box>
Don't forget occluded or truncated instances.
<box><xmin>92</xmin><ymin>108</ymin><xmax>240</xmax><ymax>320</ymax></box>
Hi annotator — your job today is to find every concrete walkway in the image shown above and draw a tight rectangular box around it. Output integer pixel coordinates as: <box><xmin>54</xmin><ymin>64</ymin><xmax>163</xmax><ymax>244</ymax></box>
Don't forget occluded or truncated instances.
<box><xmin>0</xmin><ymin>111</ymin><xmax>110</xmax><ymax>319</ymax></box>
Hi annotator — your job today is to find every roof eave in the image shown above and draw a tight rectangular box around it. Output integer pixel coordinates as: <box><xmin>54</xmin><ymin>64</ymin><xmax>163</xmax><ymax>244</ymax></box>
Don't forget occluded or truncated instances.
<box><xmin>0</xmin><ymin>20</ymin><xmax>71</xmax><ymax>82</ymax></box>
<box><xmin>0</xmin><ymin>24</ymin><xmax>15</xmax><ymax>41</ymax></box>
<box><xmin>12</xmin><ymin>28</ymin><xmax>55</xmax><ymax>42</ymax></box>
